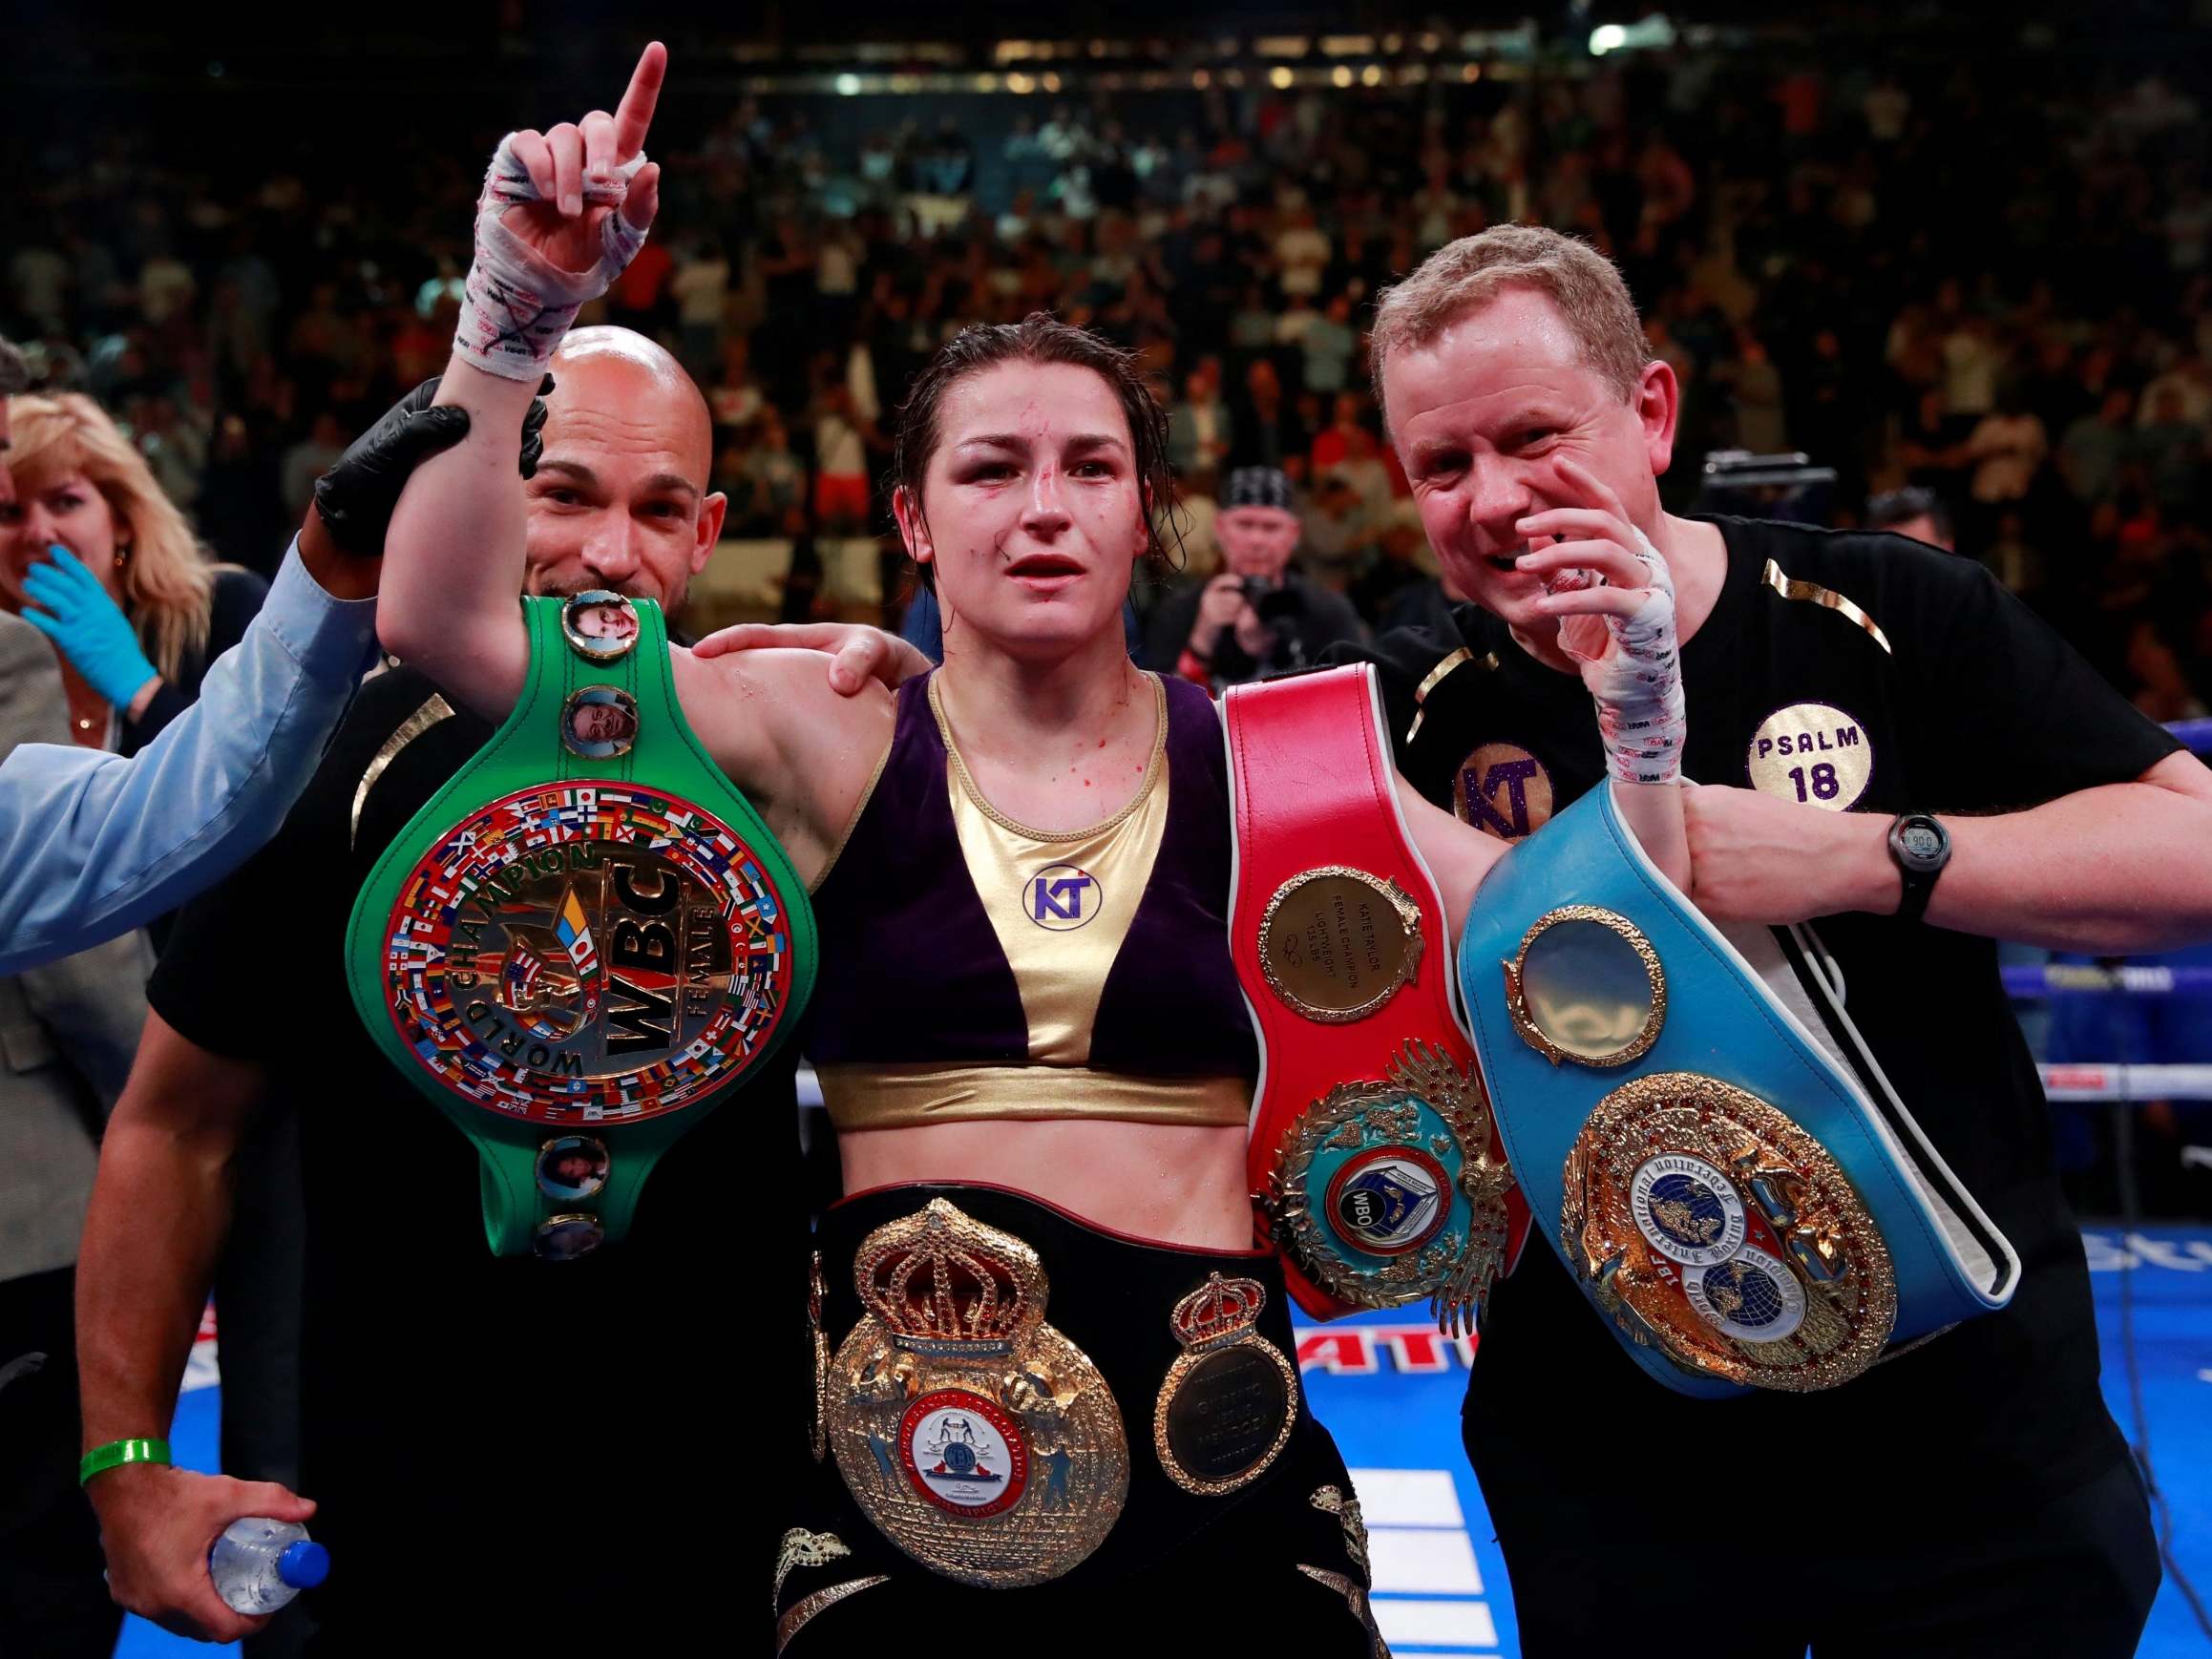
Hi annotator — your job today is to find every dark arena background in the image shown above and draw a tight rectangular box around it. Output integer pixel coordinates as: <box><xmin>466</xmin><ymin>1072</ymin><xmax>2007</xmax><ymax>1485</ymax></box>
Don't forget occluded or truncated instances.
<box><xmin>5</xmin><ymin>3</ymin><xmax>2211</xmax><ymax>1654</ymax></box>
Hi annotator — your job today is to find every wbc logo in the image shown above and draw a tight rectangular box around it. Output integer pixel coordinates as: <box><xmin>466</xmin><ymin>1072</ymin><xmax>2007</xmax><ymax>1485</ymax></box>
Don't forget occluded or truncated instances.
<box><xmin>1025</xmin><ymin>863</ymin><xmax>1101</xmax><ymax>931</ymax></box>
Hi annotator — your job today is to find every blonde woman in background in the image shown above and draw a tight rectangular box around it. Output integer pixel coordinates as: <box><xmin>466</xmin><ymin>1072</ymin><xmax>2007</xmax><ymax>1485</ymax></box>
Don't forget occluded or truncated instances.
<box><xmin>0</xmin><ymin>393</ymin><xmax>267</xmax><ymax>758</ymax></box>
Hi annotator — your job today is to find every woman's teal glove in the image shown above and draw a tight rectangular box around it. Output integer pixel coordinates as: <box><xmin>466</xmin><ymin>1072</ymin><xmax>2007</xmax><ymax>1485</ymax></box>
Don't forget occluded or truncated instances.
<box><xmin>22</xmin><ymin>546</ymin><xmax>159</xmax><ymax>710</ymax></box>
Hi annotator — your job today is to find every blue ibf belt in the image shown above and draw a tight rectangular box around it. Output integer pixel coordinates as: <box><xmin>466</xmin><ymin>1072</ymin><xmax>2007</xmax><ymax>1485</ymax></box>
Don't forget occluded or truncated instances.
<box><xmin>1458</xmin><ymin>782</ymin><xmax>2019</xmax><ymax>1397</ymax></box>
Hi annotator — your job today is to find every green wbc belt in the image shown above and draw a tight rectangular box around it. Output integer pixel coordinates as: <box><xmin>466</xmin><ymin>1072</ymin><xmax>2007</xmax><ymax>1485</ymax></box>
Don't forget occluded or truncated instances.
<box><xmin>346</xmin><ymin>592</ymin><xmax>816</xmax><ymax>1258</ymax></box>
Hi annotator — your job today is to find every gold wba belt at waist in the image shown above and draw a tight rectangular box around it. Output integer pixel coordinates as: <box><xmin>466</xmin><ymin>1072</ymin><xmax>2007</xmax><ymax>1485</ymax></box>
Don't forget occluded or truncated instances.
<box><xmin>812</xmin><ymin>1184</ymin><xmax>1311</xmax><ymax>1588</ymax></box>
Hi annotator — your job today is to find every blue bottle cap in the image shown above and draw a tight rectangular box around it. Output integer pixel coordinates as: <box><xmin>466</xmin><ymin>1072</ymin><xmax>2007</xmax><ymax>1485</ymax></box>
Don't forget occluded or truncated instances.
<box><xmin>277</xmin><ymin>1540</ymin><xmax>330</xmax><ymax>1590</ymax></box>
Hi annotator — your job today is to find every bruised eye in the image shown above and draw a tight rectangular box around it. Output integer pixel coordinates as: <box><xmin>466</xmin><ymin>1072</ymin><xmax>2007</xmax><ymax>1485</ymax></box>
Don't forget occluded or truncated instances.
<box><xmin>1071</xmin><ymin>459</ymin><xmax>1116</xmax><ymax>478</ymax></box>
<box><xmin>1514</xmin><ymin>429</ymin><xmax>1559</xmax><ymax>450</ymax></box>
<box><xmin>961</xmin><ymin>462</ymin><xmax>1016</xmax><ymax>483</ymax></box>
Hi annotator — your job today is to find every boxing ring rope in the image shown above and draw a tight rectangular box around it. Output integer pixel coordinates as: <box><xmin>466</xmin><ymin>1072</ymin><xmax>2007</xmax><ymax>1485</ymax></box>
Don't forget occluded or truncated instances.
<box><xmin>2008</xmin><ymin>716</ymin><xmax>2212</xmax><ymax>1102</ymax></box>
<box><xmin>2038</xmin><ymin>1064</ymin><xmax>2212</xmax><ymax>1101</ymax></box>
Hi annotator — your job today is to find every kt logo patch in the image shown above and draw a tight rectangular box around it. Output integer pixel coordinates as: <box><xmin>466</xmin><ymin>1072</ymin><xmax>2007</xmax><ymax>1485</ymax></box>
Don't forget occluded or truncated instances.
<box><xmin>1453</xmin><ymin>744</ymin><xmax>1554</xmax><ymax>842</ymax></box>
<box><xmin>1025</xmin><ymin>864</ymin><xmax>1101</xmax><ymax>931</ymax></box>
<box><xmin>1745</xmin><ymin>702</ymin><xmax>1872</xmax><ymax>810</ymax></box>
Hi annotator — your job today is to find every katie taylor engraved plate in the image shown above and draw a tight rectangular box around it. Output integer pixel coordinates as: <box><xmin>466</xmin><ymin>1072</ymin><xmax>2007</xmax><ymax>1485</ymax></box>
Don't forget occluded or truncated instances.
<box><xmin>372</xmin><ymin>781</ymin><xmax>798</xmax><ymax>1124</ymax></box>
<box><xmin>1258</xmin><ymin>865</ymin><xmax>1423</xmax><ymax>1024</ymax></box>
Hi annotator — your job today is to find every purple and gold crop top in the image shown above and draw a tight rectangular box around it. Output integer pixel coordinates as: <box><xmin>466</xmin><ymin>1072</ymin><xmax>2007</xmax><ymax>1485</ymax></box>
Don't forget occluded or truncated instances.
<box><xmin>806</xmin><ymin>671</ymin><xmax>1258</xmax><ymax>1131</ymax></box>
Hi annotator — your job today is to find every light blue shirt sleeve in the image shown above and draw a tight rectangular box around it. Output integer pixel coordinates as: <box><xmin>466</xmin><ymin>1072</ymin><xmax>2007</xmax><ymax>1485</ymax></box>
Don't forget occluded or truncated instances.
<box><xmin>0</xmin><ymin>538</ymin><xmax>377</xmax><ymax>975</ymax></box>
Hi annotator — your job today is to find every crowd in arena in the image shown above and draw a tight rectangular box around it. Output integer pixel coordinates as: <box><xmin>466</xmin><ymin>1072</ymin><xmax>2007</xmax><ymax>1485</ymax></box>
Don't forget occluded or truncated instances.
<box><xmin>6</xmin><ymin>47</ymin><xmax>2210</xmax><ymax>709</ymax></box>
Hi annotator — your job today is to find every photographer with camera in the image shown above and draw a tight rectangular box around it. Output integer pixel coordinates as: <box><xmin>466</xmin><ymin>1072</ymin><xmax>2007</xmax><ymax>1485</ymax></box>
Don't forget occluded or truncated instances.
<box><xmin>1144</xmin><ymin>464</ymin><xmax>1363</xmax><ymax>686</ymax></box>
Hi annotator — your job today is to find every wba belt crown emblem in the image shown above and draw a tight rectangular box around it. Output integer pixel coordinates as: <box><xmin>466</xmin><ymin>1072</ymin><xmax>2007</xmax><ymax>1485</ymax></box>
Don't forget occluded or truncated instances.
<box><xmin>827</xmin><ymin>1200</ymin><xmax>1128</xmax><ymax>1586</ymax></box>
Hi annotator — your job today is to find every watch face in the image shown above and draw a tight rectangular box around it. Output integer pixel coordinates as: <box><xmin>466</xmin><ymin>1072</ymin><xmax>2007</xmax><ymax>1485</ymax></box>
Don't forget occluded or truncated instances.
<box><xmin>1902</xmin><ymin>824</ymin><xmax>1943</xmax><ymax>861</ymax></box>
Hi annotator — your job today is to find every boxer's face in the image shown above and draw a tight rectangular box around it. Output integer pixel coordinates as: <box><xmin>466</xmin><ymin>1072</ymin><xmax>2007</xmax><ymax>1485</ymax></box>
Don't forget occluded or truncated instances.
<box><xmin>577</xmin><ymin>602</ymin><xmax>638</xmax><ymax>642</ymax></box>
<box><xmin>522</xmin><ymin>352</ymin><xmax>725</xmax><ymax>610</ymax></box>
<box><xmin>897</xmin><ymin>359</ymin><xmax>1147</xmax><ymax>662</ymax></box>
<box><xmin>571</xmin><ymin>703</ymin><xmax>635</xmax><ymax>746</ymax></box>
<box><xmin>1386</xmin><ymin>285</ymin><xmax>1676</xmax><ymax>643</ymax></box>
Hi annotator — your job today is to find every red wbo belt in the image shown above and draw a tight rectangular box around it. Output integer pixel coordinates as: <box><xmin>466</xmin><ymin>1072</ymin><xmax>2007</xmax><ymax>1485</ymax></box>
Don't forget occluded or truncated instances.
<box><xmin>1225</xmin><ymin>664</ymin><xmax>1527</xmax><ymax>1330</ymax></box>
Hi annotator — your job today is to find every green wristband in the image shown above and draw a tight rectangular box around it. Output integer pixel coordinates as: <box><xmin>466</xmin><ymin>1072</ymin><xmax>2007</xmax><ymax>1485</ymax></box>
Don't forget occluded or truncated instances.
<box><xmin>79</xmin><ymin>1438</ymin><xmax>171</xmax><ymax>1485</ymax></box>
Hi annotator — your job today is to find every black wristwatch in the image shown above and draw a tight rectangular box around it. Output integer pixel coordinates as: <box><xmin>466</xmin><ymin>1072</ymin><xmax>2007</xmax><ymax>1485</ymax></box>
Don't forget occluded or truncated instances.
<box><xmin>1886</xmin><ymin>812</ymin><xmax>1950</xmax><ymax>924</ymax></box>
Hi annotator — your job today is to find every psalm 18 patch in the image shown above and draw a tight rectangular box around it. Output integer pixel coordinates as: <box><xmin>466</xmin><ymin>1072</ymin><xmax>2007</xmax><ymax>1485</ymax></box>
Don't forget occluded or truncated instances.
<box><xmin>1745</xmin><ymin>703</ymin><xmax>1871</xmax><ymax>810</ymax></box>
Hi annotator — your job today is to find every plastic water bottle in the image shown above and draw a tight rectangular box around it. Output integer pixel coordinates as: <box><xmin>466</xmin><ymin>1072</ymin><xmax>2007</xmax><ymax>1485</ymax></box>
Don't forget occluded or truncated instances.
<box><xmin>208</xmin><ymin>1518</ymin><xmax>329</xmax><ymax>1615</ymax></box>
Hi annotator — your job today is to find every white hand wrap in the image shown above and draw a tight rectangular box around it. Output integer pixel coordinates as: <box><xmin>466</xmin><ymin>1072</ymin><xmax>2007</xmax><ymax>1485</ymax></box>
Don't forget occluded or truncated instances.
<box><xmin>1557</xmin><ymin>524</ymin><xmax>1686</xmax><ymax>786</ymax></box>
<box><xmin>453</xmin><ymin>136</ymin><xmax>651</xmax><ymax>382</ymax></box>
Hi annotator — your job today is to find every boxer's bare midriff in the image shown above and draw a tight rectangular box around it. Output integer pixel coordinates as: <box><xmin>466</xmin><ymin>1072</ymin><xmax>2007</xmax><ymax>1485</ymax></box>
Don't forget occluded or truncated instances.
<box><xmin>837</xmin><ymin>1120</ymin><xmax>1253</xmax><ymax>1250</ymax></box>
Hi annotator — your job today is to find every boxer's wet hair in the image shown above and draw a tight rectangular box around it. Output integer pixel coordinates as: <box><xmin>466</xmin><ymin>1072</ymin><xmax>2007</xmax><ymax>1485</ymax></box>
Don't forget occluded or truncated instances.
<box><xmin>1370</xmin><ymin>225</ymin><xmax>1647</xmax><ymax>428</ymax></box>
<box><xmin>0</xmin><ymin>337</ymin><xmax>28</xmax><ymax>396</ymax></box>
<box><xmin>893</xmin><ymin>312</ymin><xmax>1180</xmax><ymax>591</ymax></box>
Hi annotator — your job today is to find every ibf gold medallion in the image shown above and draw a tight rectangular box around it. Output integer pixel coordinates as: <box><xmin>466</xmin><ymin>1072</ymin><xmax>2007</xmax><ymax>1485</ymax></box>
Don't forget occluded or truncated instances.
<box><xmin>1560</xmin><ymin>1072</ymin><xmax>1898</xmax><ymax>1391</ymax></box>
<box><xmin>374</xmin><ymin>782</ymin><xmax>796</xmax><ymax>1124</ymax></box>
<box><xmin>827</xmin><ymin>1201</ymin><xmax>1128</xmax><ymax>1587</ymax></box>
<box><xmin>1154</xmin><ymin>1273</ymin><xmax>1297</xmax><ymax>1497</ymax></box>
<box><xmin>1258</xmin><ymin>867</ymin><xmax>1423</xmax><ymax>1023</ymax></box>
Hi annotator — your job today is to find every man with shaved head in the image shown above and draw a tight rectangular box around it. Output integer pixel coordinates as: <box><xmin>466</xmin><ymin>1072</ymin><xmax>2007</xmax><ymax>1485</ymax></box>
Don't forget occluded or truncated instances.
<box><xmin>74</xmin><ymin>328</ymin><xmax>799</xmax><ymax>1654</ymax></box>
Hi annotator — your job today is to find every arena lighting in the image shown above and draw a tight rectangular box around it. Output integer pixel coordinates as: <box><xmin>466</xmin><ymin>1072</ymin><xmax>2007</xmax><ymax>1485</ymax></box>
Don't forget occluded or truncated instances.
<box><xmin>1590</xmin><ymin>14</ymin><xmax>1679</xmax><ymax>55</ymax></box>
<box><xmin>1006</xmin><ymin>72</ymin><xmax>1035</xmax><ymax>94</ymax></box>
<box><xmin>1331</xmin><ymin>64</ymin><xmax>1353</xmax><ymax>87</ymax></box>
<box><xmin>1254</xmin><ymin>34</ymin><xmax>1311</xmax><ymax>57</ymax></box>
<box><xmin>1191</xmin><ymin>68</ymin><xmax>1211</xmax><ymax>88</ymax></box>
<box><xmin>1041</xmin><ymin>71</ymin><xmax>1063</xmax><ymax>91</ymax></box>
<box><xmin>1320</xmin><ymin>34</ymin><xmax>1376</xmax><ymax>55</ymax></box>
<box><xmin>1269</xmin><ymin>65</ymin><xmax>1295</xmax><ymax>88</ymax></box>
<box><xmin>833</xmin><ymin>72</ymin><xmax>861</xmax><ymax>94</ymax></box>
<box><xmin>1360</xmin><ymin>64</ymin><xmax>1383</xmax><ymax>86</ymax></box>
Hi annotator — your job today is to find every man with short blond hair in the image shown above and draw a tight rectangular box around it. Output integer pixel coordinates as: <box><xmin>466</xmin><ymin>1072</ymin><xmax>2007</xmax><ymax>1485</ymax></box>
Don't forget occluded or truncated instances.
<box><xmin>1341</xmin><ymin>223</ymin><xmax>2203</xmax><ymax>1657</ymax></box>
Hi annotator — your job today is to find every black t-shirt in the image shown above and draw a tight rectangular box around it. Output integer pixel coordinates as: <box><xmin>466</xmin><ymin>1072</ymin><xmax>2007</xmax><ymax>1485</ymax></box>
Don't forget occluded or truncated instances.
<box><xmin>1332</xmin><ymin>515</ymin><xmax>2181</xmax><ymax>1523</ymax></box>
<box><xmin>151</xmin><ymin>667</ymin><xmax>808</xmax><ymax>1646</ymax></box>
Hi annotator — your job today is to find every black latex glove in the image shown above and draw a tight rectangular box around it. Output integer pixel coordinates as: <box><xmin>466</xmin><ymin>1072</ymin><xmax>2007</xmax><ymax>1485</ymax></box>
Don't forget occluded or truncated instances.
<box><xmin>310</xmin><ymin>375</ymin><xmax>552</xmax><ymax>558</ymax></box>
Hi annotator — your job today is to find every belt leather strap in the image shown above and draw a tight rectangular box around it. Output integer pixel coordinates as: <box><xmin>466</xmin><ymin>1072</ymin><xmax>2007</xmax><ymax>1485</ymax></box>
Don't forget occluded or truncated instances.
<box><xmin>1226</xmin><ymin>664</ymin><xmax>1526</xmax><ymax>1328</ymax></box>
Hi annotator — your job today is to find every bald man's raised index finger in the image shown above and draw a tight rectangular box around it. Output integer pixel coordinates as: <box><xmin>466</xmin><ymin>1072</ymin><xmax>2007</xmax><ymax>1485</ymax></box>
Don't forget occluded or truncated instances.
<box><xmin>613</xmin><ymin>42</ymin><xmax>666</xmax><ymax>161</ymax></box>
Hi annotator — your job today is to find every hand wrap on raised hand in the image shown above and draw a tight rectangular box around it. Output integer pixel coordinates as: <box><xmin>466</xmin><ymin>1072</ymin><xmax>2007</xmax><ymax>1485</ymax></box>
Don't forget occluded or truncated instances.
<box><xmin>453</xmin><ymin>136</ymin><xmax>650</xmax><ymax>382</ymax></box>
<box><xmin>1556</xmin><ymin>522</ymin><xmax>1685</xmax><ymax>786</ymax></box>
